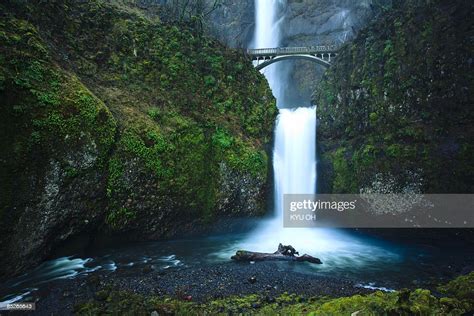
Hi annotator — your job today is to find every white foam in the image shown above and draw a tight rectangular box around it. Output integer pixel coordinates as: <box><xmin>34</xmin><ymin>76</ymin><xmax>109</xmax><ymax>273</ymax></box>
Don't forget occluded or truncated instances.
<box><xmin>356</xmin><ymin>283</ymin><xmax>396</xmax><ymax>292</ymax></box>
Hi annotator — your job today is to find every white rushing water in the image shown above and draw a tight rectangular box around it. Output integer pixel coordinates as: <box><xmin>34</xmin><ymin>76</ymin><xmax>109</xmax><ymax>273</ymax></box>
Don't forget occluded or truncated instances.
<box><xmin>244</xmin><ymin>0</ymin><xmax>323</xmax><ymax>253</ymax></box>
<box><xmin>274</xmin><ymin>107</ymin><xmax>317</xmax><ymax>216</ymax></box>
<box><xmin>251</xmin><ymin>0</ymin><xmax>285</xmax><ymax>104</ymax></box>
<box><xmin>232</xmin><ymin>0</ymin><xmax>400</xmax><ymax>267</ymax></box>
<box><xmin>252</xmin><ymin>0</ymin><xmax>316</xmax><ymax>214</ymax></box>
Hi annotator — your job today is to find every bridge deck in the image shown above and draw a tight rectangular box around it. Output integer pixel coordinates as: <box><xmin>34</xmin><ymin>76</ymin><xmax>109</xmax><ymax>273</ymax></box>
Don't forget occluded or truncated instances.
<box><xmin>246</xmin><ymin>46</ymin><xmax>339</xmax><ymax>58</ymax></box>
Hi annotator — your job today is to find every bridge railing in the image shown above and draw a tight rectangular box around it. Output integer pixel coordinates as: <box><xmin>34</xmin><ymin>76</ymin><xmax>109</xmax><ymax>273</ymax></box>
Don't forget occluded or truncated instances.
<box><xmin>246</xmin><ymin>45</ymin><xmax>339</xmax><ymax>56</ymax></box>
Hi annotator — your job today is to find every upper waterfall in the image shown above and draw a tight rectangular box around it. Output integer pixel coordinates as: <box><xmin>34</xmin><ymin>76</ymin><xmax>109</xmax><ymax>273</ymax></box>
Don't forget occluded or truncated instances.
<box><xmin>252</xmin><ymin>0</ymin><xmax>286</xmax><ymax>107</ymax></box>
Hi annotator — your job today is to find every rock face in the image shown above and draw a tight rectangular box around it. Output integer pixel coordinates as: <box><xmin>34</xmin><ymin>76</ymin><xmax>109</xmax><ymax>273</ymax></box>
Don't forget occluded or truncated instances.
<box><xmin>0</xmin><ymin>1</ymin><xmax>276</xmax><ymax>279</ymax></box>
<box><xmin>313</xmin><ymin>0</ymin><xmax>473</xmax><ymax>193</ymax></box>
<box><xmin>283</xmin><ymin>0</ymin><xmax>384</xmax><ymax>46</ymax></box>
<box><xmin>129</xmin><ymin>0</ymin><xmax>256</xmax><ymax>48</ymax></box>
<box><xmin>281</xmin><ymin>0</ymin><xmax>389</xmax><ymax>104</ymax></box>
<box><xmin>216</xmin><ymin>162</ymin><xmax>268</xmax><ymax>216</ymax></box>
<box><xmin>206</xmin><ymin>0</ymin><xmax>255</xmax><ymax>48</ymax></box>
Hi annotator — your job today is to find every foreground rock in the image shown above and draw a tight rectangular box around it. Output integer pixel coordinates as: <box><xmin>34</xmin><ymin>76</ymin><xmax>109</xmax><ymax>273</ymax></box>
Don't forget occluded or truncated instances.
<box><xmin>231</xmin><ymin>244</ymin><xmax>322</xmax><ymax>264</ymax></box>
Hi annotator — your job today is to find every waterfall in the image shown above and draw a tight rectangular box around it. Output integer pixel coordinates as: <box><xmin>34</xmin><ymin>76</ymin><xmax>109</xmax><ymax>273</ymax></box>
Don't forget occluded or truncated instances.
<box><xmin>274</xmin><ymin>108</ymin><xmax>317</xmax><ymax>216</ymax></box>
<box><xmin>235</xmin><ymin>0</ymin><xmax>323</xmax><ymax>254</ymax></box>
<box><xmin>236</xmin><ymin>0</ymin><xmax>375</xmax><ymax>259</ymax></box>
<box><xmin>224</xmin><ymin>0</ymin><xmax>399</xmax><ymax>269</ymax></box>
<box><xmin>251</xmin><ymin>0</ymin><xmax>285</xmax><ymax>105</ymax></box>
<box><xmin>252</xmin><ymin>0</ymin><xmax>317</xmax><ymax>216</ymax></box>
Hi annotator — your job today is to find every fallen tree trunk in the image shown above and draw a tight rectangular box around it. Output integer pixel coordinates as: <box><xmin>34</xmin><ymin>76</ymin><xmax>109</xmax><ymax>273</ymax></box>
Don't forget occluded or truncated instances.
<box><xmin>231</xmin><ymin>244</ymin><xmax>322</xmax><ymax>264</ymax></box>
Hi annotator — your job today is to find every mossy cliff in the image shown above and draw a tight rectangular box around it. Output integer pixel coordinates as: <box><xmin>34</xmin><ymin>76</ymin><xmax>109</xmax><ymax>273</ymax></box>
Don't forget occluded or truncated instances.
<box><xmin>0</xmin><ymin>0</ymin><xmax>276</xmax><ymax>279</ymax></box>
<box><xmin>314</xmin><ymin>0</ymin><xmax>473</xmax><ymax>193</ymax></box>
<box><xmin>75</xmin><ymin>272</ymin><xmax>474</xmax><ymax>315</ymax></box>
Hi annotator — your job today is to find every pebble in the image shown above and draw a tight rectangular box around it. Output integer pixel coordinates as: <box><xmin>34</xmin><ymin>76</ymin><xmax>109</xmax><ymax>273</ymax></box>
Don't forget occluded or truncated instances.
<box><xmin>32</xmin><ymin>261</ymin><xmax>375</xmax><ymax>313</ymax></box>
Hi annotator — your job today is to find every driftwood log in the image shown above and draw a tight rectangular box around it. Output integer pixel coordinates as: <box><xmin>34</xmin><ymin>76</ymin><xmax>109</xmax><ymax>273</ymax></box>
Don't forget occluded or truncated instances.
<box><xmin>231</xmin><ymin>243</ymin><xmax>322</xmax><ymax>264</ymax></box>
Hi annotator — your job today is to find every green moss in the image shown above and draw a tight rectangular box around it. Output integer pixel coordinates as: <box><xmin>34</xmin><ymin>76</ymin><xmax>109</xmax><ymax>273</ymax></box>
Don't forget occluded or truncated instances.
<box><xmin>73</xmin><ymin>273</ymin><xmax>474</xmax><ymax>315</ymax></box>
<box><xmin>227</xmin><ymin>140</ymin><xmax>268</xmax><ymax>178</ymax></box>
<box><xmin>369</xmin><ymin>112</ymin><xmax>378</xmax><ymax>123</ymax></box>
<box><xmin>0</xmin><ymin>13</ymin><xmax>117</xmax><ymax>222</ymax></box>
<box><xmin>107</xmin><ymin>156</ymin><xmax>125</xmax><ymax>198</ymax></box>
<box><xmin>147</xmin><ymin>107</ymin><xmax>161</xmax><ymax>120</ymax></box>
<box><xmin>385</xmin><ymin>144</ymin><xmax>403</xmax><ymax>158</ymax></box>
<box><xmin>106</xmin><ymin>207</ymin><xmax>137</xmax><ymax>230</ymax></box>
<box><xmin>331</xmin><ymin>147</ymin><xmax>356</xmax><ymax>193</ymax></box>
<box><xmin>438</xmin><ymin>272</ymin><xmax>474</xmax><ymax>302</ymax></box>
<box><xmin>314</xmin><ymin>0</ymin><xmax>473</xmax><ymax>193</ymax></box>
<box><xmin>212</xmin><ymin>128</ymin><xmax>233</xmax><ymax>150</ymax></box>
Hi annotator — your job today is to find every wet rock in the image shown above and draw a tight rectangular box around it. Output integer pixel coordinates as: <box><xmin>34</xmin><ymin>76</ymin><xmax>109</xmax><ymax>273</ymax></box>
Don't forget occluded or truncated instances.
<box><xmin>142</xmin><ymin>265</ymin><xmax>153</xmax><ymax>274</ymax></box>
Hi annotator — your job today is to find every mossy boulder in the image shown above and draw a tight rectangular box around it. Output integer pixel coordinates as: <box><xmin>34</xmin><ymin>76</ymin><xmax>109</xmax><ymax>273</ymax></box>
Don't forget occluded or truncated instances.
<box><xmin>0</xmin><ymin>0</ymin><xmax>276</xmax><ymax>279</ymax></box>
<box><xmin>0</xmin><ymin>13</ymin><xmax>117</xmax><ymax>279</ymax></box>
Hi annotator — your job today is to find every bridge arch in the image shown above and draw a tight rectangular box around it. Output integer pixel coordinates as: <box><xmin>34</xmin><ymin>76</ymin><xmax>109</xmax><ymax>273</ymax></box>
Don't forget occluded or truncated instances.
<box><xmin>247</xmin><ymin>46</ymin><xmax>339</xmax><ymax>71</ymax></box>
<box><xmin>254</xmin><ymin>54</ymin><xmax>332</xmax><ymax>70</ymax></box>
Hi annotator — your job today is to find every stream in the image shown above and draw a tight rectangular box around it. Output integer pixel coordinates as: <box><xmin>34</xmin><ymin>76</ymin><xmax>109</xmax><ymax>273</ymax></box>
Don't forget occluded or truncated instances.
<box><xmin>2</xmin><ymin>227</ymin><xmax>473</xmax><ymax>306</ymax></box>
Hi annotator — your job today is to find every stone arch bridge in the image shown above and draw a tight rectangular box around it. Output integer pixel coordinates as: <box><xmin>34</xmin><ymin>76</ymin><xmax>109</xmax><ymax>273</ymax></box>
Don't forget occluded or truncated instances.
<box><xmin>246</xmin><ymin>45</ymin><xmax>339</xmax><ymax>70</ymax></box>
